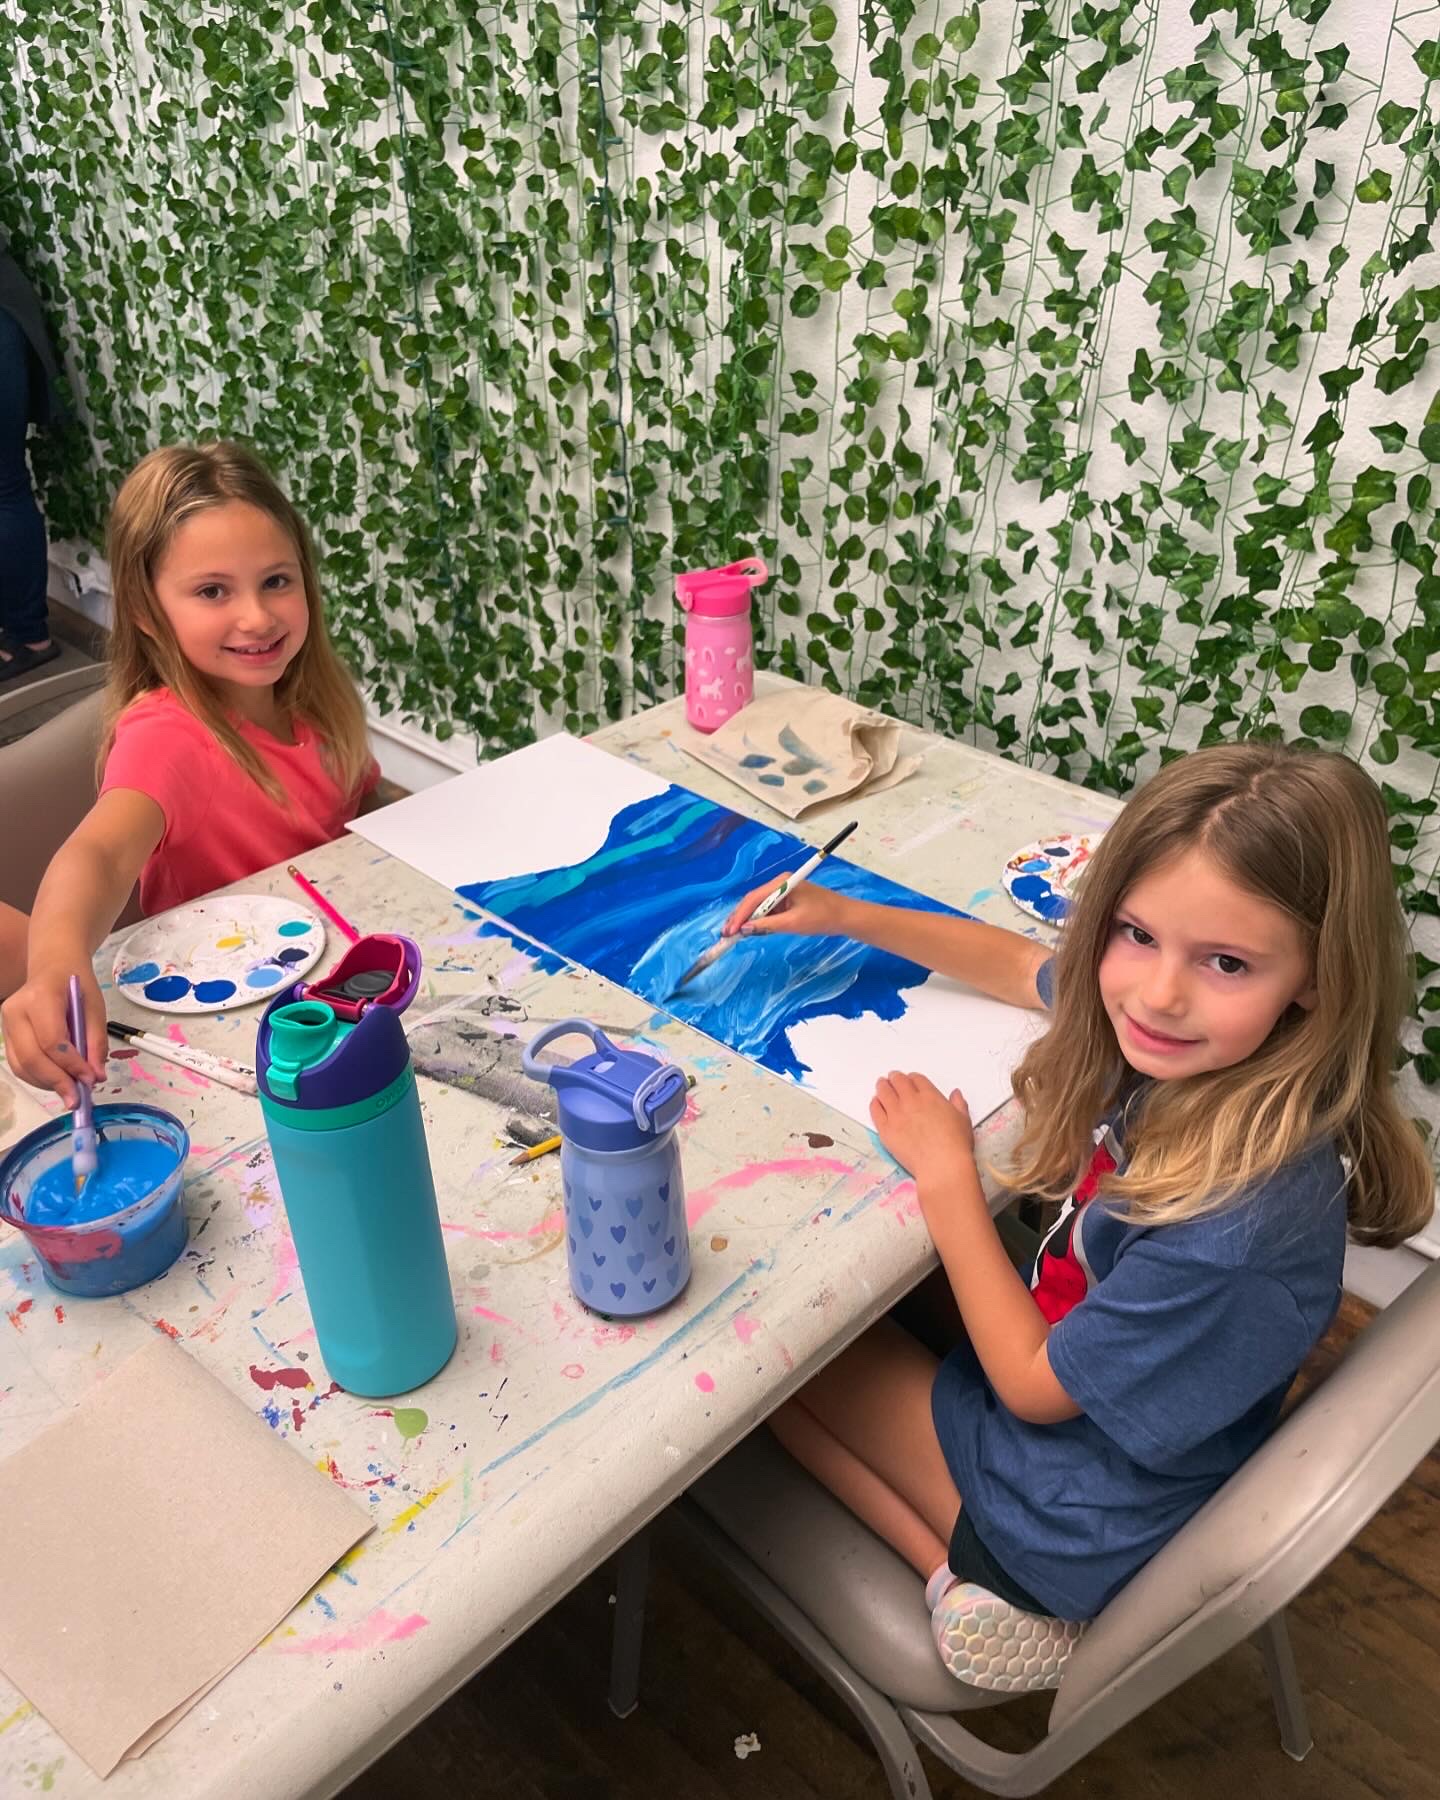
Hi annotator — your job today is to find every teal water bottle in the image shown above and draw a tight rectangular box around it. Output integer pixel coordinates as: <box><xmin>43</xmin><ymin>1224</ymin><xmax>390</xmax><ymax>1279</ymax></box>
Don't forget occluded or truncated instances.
<box><xmin>255</xmin><ymin>934</ymin><xmax>456</xmax><ymax>1397</ymax></box>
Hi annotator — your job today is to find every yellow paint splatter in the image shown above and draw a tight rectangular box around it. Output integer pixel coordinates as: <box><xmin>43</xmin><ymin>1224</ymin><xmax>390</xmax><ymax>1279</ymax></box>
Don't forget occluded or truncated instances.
<box><xmin>0</xmin><ymin>1701</ymin><xmax>34</xmax><ymax>1735</ymax></box>
<box><xmin>386</xmin><ymin>1478</ymin><xmax>454</xmax><ymax>1535</ymax></box>
<box><xmin>215</xmin><ymin>934</ymin><xmax>245</xmax><ymax>948</ymax></box>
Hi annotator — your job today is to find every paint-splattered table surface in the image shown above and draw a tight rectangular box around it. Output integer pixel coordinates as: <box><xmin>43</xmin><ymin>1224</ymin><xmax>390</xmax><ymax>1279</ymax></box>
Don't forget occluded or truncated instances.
<box><xmin>0</xmin><ymin>678</ymin><xmax>1121</xmax><ymax>1798</ymax></box>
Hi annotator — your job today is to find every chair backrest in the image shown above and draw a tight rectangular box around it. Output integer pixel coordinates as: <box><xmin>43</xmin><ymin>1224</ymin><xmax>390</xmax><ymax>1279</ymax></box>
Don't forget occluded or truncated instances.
<box><xmin>0</xmin><ymin>686</ymin><xmax>142</xmax><ymax>928</ymax></box>
<box><xmin>1048</xmin><ymin>1257</ymin><xmax>1440</xmax><ymax>1738</ymax></box>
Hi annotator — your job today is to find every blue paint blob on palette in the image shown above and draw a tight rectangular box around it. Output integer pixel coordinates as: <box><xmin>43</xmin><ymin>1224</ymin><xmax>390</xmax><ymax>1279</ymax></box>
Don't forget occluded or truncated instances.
<box><xmin>1002</xmin><ymin>834</ymin><xmax>1100</xmax><ymax>924</ymax></box>
<box><xmin>112</xmin><ymin>894</ymin><xmax>326</xmax><ymax>1014</ymax></box>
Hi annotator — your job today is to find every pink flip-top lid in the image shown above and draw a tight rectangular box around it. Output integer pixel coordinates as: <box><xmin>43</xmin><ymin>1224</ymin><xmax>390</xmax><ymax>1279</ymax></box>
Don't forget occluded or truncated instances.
<box><xmin>675</xmin><ymin>557</ymin><xmax>768</xmax><ymax>618</ymax></box>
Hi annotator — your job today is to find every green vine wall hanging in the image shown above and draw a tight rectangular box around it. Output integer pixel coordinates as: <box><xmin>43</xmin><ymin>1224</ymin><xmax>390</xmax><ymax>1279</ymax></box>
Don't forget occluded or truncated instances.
<box><xmin>1</xmin><ymin>0</ymin><xmax>1438</xmax><ymax>1117</ymax></box>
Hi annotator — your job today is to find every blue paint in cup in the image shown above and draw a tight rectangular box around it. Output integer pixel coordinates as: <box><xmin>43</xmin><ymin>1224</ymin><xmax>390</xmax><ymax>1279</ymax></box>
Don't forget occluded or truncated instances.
<box><xmin>0</xmin><ymin>1104</ymin><xmax>190</xmax><ymax>1297</ymax></box>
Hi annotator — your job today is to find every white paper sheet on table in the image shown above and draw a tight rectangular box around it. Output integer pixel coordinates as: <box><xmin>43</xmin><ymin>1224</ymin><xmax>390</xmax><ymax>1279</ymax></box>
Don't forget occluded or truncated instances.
<box><xmin>348</xmin><ymin>734</ymin><xmax>1044</xmax><ymax>1131</ymax></box>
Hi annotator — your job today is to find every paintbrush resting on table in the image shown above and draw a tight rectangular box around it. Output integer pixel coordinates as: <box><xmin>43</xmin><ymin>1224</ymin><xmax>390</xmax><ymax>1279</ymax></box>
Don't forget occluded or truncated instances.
<box><xmin>66</xmin><ymin>975</ymin><xmax>98</xmax><ymax>1195</ymax></box>
<box><xmin>106</xmin><ymin>1021</ymin><xmax>259</xmax><ymax>1096</ymax></box>
<box><xmin>670</xmin><ymin>820</ymin><xmax>859</xmax><ymax>996</ymax></box>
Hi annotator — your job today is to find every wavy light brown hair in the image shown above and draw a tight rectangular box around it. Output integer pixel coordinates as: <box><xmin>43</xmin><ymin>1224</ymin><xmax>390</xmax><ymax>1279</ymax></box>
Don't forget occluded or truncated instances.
<box><xmin>1005</xmin><ymin>743</ymin><xmax>1434</xmax><ymax>1248</ymax></box>
<box><xmin>99</xmin><ymin>442</ymin><xmax>371</xmax><ymax>804</ymax></box>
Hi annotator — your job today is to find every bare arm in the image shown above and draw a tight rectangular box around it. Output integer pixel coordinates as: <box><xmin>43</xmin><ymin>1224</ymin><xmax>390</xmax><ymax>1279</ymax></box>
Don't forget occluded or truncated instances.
<box><xmin>725</xmin><ymin>877</ymin><xmax>1051</xmax><ymax>1011</ymax></box>
<box><xmin>2</xmin><ymin>788</ymin><xmax>164</xmax><ymax>1100</ymax></box>
<box><xmin>0</xmin><ymin>902</ymin><xmax>27</xmax><ymax>1001</ymax></box>
<box><xmin>871</xmin><ymin>1072</ymin><xmax>1081</xmax><ymax>1425</ymax></box>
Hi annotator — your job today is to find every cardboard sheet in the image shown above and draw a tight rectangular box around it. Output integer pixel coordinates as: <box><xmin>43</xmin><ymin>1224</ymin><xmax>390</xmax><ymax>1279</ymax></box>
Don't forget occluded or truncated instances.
<box><xmin>0</xmin><ymin>1339</ymin><xmax>371</xmax><ymax>1777</ymax></box>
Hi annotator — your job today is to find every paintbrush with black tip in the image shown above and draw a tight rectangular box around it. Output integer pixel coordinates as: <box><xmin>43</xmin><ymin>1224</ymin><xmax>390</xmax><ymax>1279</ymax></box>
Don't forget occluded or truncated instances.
<box><xmin>668</xmin><ymin>819</ymin><xmax>859</xmax><ymax>997</ymax></box>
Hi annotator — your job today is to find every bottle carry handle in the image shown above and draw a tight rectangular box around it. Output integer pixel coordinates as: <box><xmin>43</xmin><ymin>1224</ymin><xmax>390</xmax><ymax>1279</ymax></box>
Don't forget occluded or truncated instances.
<box><xmin>675</xmin><ymin>558</ymin><xmax>768</xmax><ymax>612</ymax></box>
<box><xmin>522</xmin><ymin>1018</ymin><xmax>686</xmax><ymax>1133</ymax></box>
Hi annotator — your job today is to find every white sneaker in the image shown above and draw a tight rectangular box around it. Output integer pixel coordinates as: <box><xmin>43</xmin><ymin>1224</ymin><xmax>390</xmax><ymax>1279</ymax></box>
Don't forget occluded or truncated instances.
<box><xmin>931</xmin><ymin>1581</ymin><xmax>1087</xmax><ymax>1692</ymax></box>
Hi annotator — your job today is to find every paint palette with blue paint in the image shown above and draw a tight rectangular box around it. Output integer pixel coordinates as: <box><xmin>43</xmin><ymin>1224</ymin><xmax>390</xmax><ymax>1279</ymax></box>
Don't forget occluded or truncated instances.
<box><xmin>112</xmin><ymin>893</ymin><xmax>326</xmax><ymax>1014</ymax></box>
<box><xmin>1002</xmin><ymin>834</ymin><xmax>1100</xmax><ymax>924</ymax></box>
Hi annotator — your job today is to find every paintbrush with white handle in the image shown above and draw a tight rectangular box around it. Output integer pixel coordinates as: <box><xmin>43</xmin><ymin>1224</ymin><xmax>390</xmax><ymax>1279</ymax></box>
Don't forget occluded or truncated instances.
<box><xmin>670</xmin><ymin>819</ymin><xmax>859</xmax><ymax>996</ymax></box>
<box><xmin>106</xmin><ymin>1021</ymin><xmax>259</xmax><ymax>1096</ymax></box>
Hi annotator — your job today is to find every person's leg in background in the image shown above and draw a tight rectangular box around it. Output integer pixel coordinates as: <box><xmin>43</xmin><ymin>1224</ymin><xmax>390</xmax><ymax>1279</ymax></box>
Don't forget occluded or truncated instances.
<box><xmin>0</xmin><ymin>305</ymin><xmax>55</xmax><ymax>682</ymax></box>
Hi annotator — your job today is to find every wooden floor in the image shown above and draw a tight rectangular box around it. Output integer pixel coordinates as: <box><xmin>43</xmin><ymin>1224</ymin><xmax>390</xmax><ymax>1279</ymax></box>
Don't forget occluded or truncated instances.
<box><xmin>349</xmin><ymin>1296</ymin><xmax>1440</xmax><ymax>1800</ymax></box>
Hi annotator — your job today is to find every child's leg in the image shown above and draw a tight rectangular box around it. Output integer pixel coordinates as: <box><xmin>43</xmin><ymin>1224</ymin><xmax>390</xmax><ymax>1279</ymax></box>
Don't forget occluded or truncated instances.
<box><xmin>770</xmin><ymin>1398</ymin><xmax>948</xmax><ymax>1576</ymax></box>
<box><xmin>768</xmin><ymin>1316</ymin><xmax>960</xmax><ymax>1577</ymax></box>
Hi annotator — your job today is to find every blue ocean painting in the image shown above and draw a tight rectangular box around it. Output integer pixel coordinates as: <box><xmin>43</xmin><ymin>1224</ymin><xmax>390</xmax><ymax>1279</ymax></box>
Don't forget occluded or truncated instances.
<box><xmin>458</xmin><ymin>785</ymin><xmax>970</xmax><ymax>1083</ymax></box>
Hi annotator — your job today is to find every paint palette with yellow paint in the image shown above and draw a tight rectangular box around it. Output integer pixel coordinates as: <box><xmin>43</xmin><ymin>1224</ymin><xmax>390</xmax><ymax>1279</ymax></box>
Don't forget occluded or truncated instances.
<box><xmin>112</xmin><ymin>893</ymin><xmax>326</xmax><ymax>1014</ymax></box>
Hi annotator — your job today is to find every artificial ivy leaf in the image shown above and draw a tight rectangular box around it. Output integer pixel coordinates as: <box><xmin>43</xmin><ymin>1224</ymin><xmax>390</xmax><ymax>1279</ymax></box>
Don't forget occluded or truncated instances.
<box><xmin>1371</xmin><ymin>422</ymin><xmax>1408</xmax><ymax>454</ymax></box>
<box><xmin>1370</xmin><ymin>730</ymin><xmax>1399</xmax><ymax>765</ymax></box>
<box><xmin>1315</xmin><ymin>44</ymin><xmax>1348</xmax><ymax>83</ymax></box>
<box><xmin>1355</xmin><ymin>169</ymin><xmax>1393</xmax><ymax>204</ymax></box>
<box><xmin>1319</xmin><ymin>364</ymin><xmax>1362</xmax><ymax>402</ymax></box>
<box><xmin>1298</xmin><ymin>704</ymin><xmax>1350</xmax><ymax>742</ymax></box>
<box><xmin>1377</xmin><ymin>101</ymin><xmax>1417</xmax><ymax>143</ymax></box>
<box><xmin>1314</xmin><ymin>160</ymin><xmax>1334</xmax><ymax>198</ymax></box>
<box><xmin>1376</xmin><ymin>340</ymin><xmax>1429</xmax><ymax>394</ymax></box>
<box><xmin>1258</xmin><ymin>391</ymin><xmax>1292</xmax><ymax>431</ymax></box>
<box><xmin>945</xmin><ymin>9</ymin><xmax>981</xmax><ymax>51</ymax></box>
<box><xmin>790</xmin><ymin>284</ymin><xmax>821</xmax><ymax>318</ymax></box>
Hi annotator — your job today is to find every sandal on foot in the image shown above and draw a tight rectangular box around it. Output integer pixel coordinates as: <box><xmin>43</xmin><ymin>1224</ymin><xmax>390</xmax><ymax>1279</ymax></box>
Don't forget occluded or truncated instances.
<box><xmin>931</xmin><ymin>1581</ymin><xmax>1086</xmax><ymax>1693</ymax></box>
<box><xmin>0</xmin><ymin>640</ymin><xmax>61</xmax><ymax>683</ymax></box>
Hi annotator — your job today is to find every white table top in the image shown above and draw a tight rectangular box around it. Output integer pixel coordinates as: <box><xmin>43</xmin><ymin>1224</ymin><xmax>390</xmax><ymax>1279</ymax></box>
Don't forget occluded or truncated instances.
<box><xmin>0</xmin><ymin>680</ymin><xmax>1120</xmax><ymax>1797</ymax></box>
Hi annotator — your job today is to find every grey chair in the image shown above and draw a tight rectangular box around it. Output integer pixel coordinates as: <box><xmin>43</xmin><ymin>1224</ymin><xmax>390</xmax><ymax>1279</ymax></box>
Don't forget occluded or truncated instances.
<box><xmin>614</xmin><ymin>1257</ymin><xmax>1440</xmax><ymax>1798</ymax></box>
<box><xmin>0</xmin><ymin>677</ymin><xmax>143</xmax><ymax>927</ymax></box>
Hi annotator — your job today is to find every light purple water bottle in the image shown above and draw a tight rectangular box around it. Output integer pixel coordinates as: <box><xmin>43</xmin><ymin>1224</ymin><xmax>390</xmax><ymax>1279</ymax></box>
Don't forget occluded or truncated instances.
<box><xmin>676</xmin><ymin>557</ymin><xmax>768</xmax><ymax>732</ymax></box>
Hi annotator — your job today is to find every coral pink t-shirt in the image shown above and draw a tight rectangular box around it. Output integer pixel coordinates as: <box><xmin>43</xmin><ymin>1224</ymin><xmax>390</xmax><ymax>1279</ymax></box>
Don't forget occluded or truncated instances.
<box><xmin>101</xmin><ymin>689</ymin><xmax>379</xmax><ymax>916</ymax></box>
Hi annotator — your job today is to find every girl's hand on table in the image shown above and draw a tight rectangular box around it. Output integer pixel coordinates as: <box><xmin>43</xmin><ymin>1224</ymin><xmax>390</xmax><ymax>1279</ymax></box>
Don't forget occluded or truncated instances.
<box><xmin>870</xmin><ymin>1070</ymin><xmax>975</xmax><ymax>1183</ymax></box>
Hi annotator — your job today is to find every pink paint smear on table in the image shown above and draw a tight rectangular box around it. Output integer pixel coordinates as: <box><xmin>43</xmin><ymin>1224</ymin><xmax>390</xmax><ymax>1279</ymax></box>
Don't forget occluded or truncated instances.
<box><xmin>686</xmin><ymin>1155</ymin><xmax>858</xmax><ymax>1228</ymax></box>
<box><xmin>279</xmin><ymin>1608</ymin><xmax>429</xmax><ymax>1655</ymax></box>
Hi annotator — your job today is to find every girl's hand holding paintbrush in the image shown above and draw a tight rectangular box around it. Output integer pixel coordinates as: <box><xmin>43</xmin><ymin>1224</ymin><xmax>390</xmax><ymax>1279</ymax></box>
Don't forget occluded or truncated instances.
<box><xmin>722</xmin><ymin>874</ymin><xmax>857</xmax><ymax>941</ymax></box>
<box><xmin>3</xmin><ymin>958</ymin><xmax>108</xmax><ymax>1106</ymax></box>
<box><xmin>725</xmin><ymin>874</ymin><xmax>1054</xmax><ymax>1014</ymax></box>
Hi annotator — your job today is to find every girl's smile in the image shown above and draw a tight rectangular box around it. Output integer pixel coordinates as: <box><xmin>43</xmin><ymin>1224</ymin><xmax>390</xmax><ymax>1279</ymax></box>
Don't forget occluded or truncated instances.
<box><xmin>221</xmin><ymin>632</ymin><xmax>289</xmax><ymax>663</ymax></box>
<box><xmin>1098</xmin><ymin>846</ymin><xmax>1317</xmax><ymax>1080</ymax></box>
<box><xmin>1119</xmin><ymin>1013</ymin><xmax>1201</xmax><ymax>1056</ymax></box>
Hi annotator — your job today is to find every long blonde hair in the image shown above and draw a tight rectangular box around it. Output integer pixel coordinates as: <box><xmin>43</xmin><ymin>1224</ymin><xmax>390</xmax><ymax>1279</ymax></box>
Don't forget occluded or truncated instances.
<box><xmin>99</xmin><ymin>442</ymin><xmax>371</xmax><ymax>803</ymax></box>
<box><xmin>1006</xmin><ymin>743</ymin><xmax>1434</xmax><ymax>1248</ymax></box>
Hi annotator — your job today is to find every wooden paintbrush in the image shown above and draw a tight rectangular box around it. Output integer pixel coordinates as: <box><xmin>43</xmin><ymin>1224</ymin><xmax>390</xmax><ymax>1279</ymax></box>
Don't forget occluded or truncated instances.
<box><xmin>669</xmin><ymin>819</ymin><xmax>859</xmax><ymax>997</ymax></box>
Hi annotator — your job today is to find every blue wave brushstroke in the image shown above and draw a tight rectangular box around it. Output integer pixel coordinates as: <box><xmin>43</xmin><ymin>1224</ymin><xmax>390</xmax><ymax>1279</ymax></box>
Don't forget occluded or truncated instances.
<box><xmin>458</xmin><ymin>785</ymin><xmax>970</xmax><ymax>1082</ymax></box>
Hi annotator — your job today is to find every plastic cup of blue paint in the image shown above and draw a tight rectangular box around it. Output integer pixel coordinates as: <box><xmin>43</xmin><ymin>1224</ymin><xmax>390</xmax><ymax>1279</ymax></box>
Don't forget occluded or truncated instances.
<box><xmin>0</xmin><ymin>1104</ymin><xmax>190</xmax><ymax>1297</ymax></box>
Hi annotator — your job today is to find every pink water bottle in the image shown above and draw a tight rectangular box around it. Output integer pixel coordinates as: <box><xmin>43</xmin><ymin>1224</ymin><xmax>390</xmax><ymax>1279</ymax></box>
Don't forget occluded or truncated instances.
<box><xmin>676</xmin><ymin>558</ymin><xmax>767</xmax><ymax>732</ymax></box>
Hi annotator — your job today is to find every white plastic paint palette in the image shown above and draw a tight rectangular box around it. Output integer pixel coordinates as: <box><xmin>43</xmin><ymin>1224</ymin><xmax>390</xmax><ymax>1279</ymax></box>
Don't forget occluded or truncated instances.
<box><xmin>112</xmin><ymin>894</ymin><xmax>326</xmax><ymax>1014</ymax></box>
<box><xmin>1002</xmin><ymin>834</ymin><xmax>1100</xmax><ymax>924</ymax></box>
